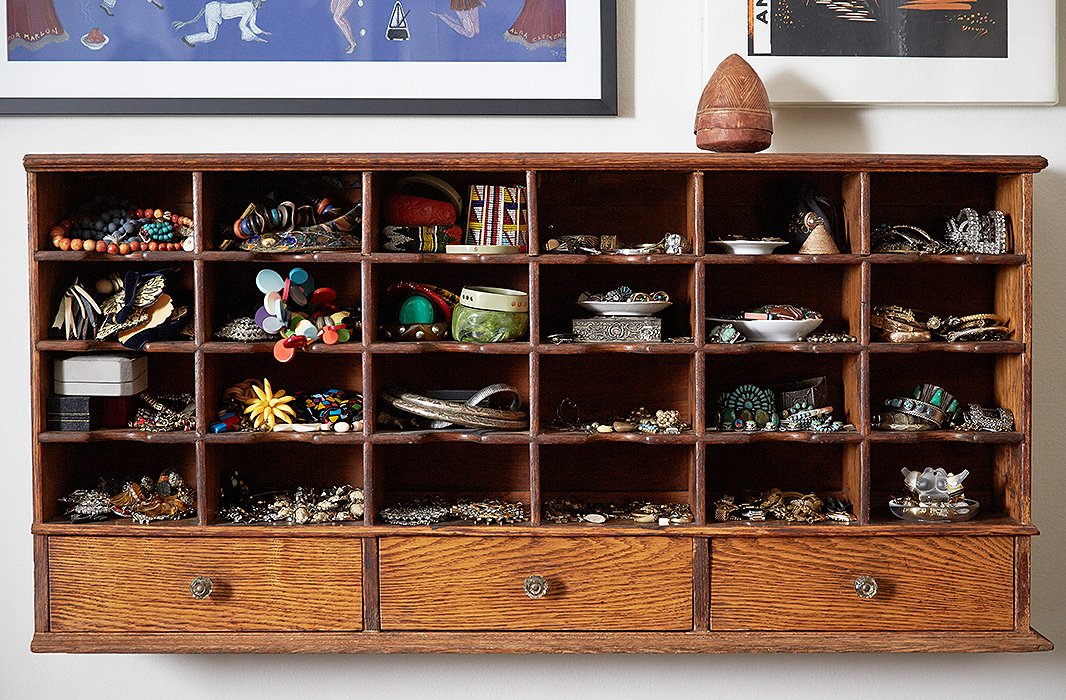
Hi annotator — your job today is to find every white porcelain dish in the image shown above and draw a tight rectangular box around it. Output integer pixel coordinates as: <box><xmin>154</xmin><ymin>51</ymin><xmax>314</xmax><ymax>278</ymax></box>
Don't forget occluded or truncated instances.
<box><xmin>707</xmin><ymin>317</ymin><xmax>822</xmax><ymax>341</ymax></box>
<box><xmin>579</xmin><ymin>301</ymin><xmax>672</xmax><ymax>317</ymax></box>
<box><xmin>709</xmin><ymin>240</ymin><xmax>787</xmax><ymax>255</ymax></box>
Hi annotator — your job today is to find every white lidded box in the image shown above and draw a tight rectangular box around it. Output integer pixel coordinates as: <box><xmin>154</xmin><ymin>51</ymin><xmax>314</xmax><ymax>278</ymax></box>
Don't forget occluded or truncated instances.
<box><xmin>54</xmin><ymin>354</ymin><xmax>148</xmax><ymax>396</ymax></box>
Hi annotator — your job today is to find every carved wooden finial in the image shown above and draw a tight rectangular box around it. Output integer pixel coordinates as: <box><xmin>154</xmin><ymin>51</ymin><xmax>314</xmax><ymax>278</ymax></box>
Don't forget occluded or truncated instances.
<box><xmin>694</xmin><ymin>53</ymin><xmax>773</xmax><ymax>153</ymax></box>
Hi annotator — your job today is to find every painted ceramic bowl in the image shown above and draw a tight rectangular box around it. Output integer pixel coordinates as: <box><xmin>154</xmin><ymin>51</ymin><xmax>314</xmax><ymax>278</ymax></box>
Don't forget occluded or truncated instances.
<box><xmin>706</xmin><ymin>317</ymin><xmax>822</xmax><ymax>341</ymax></box>
<box><xmin>579</xmin><ymin>301</ymin><xmax>672</xmax><ymax>317</ymax></box>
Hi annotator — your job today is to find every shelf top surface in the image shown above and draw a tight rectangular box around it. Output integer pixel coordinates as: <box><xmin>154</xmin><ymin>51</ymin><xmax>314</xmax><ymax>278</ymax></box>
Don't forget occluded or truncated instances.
<box><xmin>23</xmin><ymin>152</ymin><xmax>1049</xmax><ymax>173</ymax></box>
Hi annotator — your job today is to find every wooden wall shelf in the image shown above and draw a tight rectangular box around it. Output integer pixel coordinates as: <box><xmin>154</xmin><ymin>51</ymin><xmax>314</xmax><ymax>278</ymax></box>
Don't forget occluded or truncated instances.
<box><xmin>27</xmin><ymin>153</ymin><xmax>1050</xmax><ymax>654</ymax></box>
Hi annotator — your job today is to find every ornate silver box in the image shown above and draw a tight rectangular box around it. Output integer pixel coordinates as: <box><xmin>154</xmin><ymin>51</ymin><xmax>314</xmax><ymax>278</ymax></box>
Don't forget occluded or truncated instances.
<box><xmin>573</xmin><ymin>316</ymin><xmax>662</xmax><ymax>343</ymax></box>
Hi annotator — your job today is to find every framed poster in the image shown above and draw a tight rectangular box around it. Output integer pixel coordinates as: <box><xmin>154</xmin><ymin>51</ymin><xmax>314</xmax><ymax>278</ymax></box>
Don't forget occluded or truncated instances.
<box><xmin>703</xmin><ymin>1</ymin><xmax>1057</xmax><ymax>104</ymax></box>
<box><xmin>2</xmin><ymin>0</ymin><xmax>616</xmax><ymax>114</ymax></box>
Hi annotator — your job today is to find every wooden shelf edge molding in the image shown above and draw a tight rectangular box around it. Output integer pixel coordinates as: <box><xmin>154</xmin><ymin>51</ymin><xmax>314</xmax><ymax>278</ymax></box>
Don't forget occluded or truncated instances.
<box><xmin>31</xmin><ymin>629</ymin><xmax>1054</xmax><ymax>655</ymax></box>
<box><xmin>23</xmin><ymin>153</ymin><xmax>1050</xmax><ymax>173</ymax></box>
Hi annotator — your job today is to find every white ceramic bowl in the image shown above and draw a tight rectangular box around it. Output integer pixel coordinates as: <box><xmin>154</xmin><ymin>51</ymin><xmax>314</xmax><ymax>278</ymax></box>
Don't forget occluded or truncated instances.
<box><xmin>81</xmin><ymin>33</ymin><xmax>109</xmax><ymax>50</ymax></box>
<box><xmin>579</xmin><ymin>300</ymin><xmax>672</xmax><ymax>317</ymax></box>
<box><xmin>709</xmin><ymin>240</ymin><xmax>787</xmax><ymax>255</ymax></box>
<box><xmin>707</xmin><ymin>317</ymin><xmax>823</xmax><ymax>341</ymax></box>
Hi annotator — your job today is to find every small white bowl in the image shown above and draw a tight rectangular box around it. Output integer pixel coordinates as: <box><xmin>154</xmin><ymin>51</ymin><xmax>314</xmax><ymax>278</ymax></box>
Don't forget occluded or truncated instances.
<box><xmin>707</xmin><ymin>317</ymin><xmax>823</xmax><ymax>342</ymax></box>
<box><xmin>579</xmin><ymin>300</ymin><xmax>672</xmax><ymax>317</ymax></box>
<box><xmin>709</xmin><ymin>240</ymin><xmax>787</xmax><ymax>255</ymax></box>
<box><xmin>81</xmin><ymin>33</ymin><xmax>109</xmax><ymax>50</ymax></box>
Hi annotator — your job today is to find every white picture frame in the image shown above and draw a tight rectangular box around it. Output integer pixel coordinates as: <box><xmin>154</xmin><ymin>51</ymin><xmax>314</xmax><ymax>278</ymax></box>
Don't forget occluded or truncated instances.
<box><xmin>702</xmin><ymin>1</ymin><xmax>1058</xmax><ymax>104</ymax></box>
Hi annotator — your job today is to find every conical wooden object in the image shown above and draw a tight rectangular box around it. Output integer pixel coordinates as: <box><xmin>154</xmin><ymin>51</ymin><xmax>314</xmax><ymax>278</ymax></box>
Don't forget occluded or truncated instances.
<box><xmin>695</xmin><ymin>54</ymin><xmax>773</xmax><ymax>153</ymax></box>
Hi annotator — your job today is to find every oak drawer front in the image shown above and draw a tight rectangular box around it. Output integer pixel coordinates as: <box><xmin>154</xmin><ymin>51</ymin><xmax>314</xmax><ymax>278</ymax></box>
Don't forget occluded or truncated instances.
<box><xmin>711</xmin><ymin>536</ymin><xmax>1014</xmax><ymax>631</ymax></box>
<box><xmin>379</xmin><ymin>537</ymin><xmax>692</xmax><ymax>631</ymax></box>
<box><xmin>49</xmin><ymin>537</ymin><xmax>363</xmax><ymax>632</ymax></box>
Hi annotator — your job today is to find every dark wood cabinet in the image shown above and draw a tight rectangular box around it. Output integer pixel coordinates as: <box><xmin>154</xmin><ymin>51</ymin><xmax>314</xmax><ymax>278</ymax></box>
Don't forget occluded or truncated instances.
<box><xmin>27</xmin><ymin>153</ymin><xmax>1051</xmax><ymax>653</ymax></box>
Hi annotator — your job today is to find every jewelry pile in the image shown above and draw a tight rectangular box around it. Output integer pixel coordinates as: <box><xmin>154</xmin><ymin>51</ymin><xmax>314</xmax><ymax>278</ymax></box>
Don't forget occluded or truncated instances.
<box><xmin>128</xmin><ymin>392</ymin><xmax>195</xmax><ymax>432</ymax></box>
<box><xmin>890</xmin><ymin>467</ymin><xmax>979</xmax><ymax>523</ymax></box>
<box><xmin>49</xmin><ymin>197</ymin><xmax>194</xmax><ymax>255</ymax></box>
<box><xmin>219</xmin><ymin>473</ymin><xmax>364</xmax><ymax>525</ymax></box>
<box><xmin>872</xmin><ymin>305</ymin><xmax>1012</xmax><ymax>343</ymax></box>
<box><xmin>714</xmin><ymin>489</ymin><xmax>856</xmax><ymax>524</ymax></box>
<box><xmin>544</xmin><ymin>231</ymin><xmax>691</xmax><ymax>256</ymax></box>
<box><xmin>544</xmin><ymin>499</ymin><xmax>693</xmax><ymax>525</ymax></box>
<box><xmin>380</xmin><ymin>498</ymin><xmax>526</xmax><ymax>526</ymax></box>
<box><xmin>59</xmin><ymin>470</ymin><xmax>196</xmax><ymax>524</ymax></box>
<box><xmin>213</xmin><ymin>378</ymin><xmax>364</xmax><ymax>433</ymax></box>
<box><xmin>52</xmin><ymin>269</ymin><xmax>191</xmax><ymax>349</ymax></box>
<box><xmin>547</xmin><ymin>399</ymin><xmax>690</xmax><ymax>435</ymax></box>
<box><xmin>577</xmin><ymin>287</ymin><xmax>670</xmax><ymax>304</ymax></box>
<box><xmin>876</xmin><ymin>383</ymin><xmax>962</xmax><ymax>431</ymax></box>
<box><xmin>215</xmin><ymin>267</ymin><xmax>359</xmax><ymax>363</ymax></box>
<box><xmin>223</xmin><ymin>180</ymin><xmax>362</xmax><ymax>253</ymax></box>
<box><xmin>379</xmin><ymin>385</ymin><xmax>527</xmax><ymax>431</ymax></box>
<box><xmin>873</xmin><ymin>208</ymin><xmax>1009</xmax><ymax>255</ymax></box>
<box><xmin>716</xmin><ymin>377</ymin><xmax>855</xmax><ymax>433</ymax></box>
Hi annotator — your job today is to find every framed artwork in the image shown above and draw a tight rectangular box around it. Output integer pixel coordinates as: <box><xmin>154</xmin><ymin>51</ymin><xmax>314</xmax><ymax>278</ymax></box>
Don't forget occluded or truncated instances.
<box><xmin>2</xmin><ymin>0</ymin><xmax>616</xmax><ymax>114</ymax></box>
<box><xmin>703</xmin><ymin>1</ymin><xmax>1057</xmax><ymax>104</ymax></box>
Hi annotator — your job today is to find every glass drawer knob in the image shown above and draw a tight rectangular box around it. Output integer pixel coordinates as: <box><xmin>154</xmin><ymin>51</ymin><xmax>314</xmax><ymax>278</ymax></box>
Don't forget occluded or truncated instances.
<box><xmin>524</xmin><ymin>574</ymin><xmax>548</xmax><ymax>599</ymax></box>
<box><xmin>190</xmin><ymin>576</ymin><xmax>213</xmax><ymax>600</ymax></box>
<box><xmin>854</xmin><ymin>575</ymin><xmax>878</xmax><ymax>600</ymax></box>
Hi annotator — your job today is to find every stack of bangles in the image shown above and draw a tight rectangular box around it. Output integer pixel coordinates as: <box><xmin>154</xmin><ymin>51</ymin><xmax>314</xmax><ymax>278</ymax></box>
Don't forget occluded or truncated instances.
<box><xmin>232</xmin><ymin>199</ymin><xmax>337</xmax><ymax>240</ymax></box>
<box><xmin>872</xmin><ymin>305</ymin><xmax>1012</xmax><ymax>343</ymax></box>
<box><xmin>874</xmin><ymin>383</ymin><xmax>962</xmax><ymax>431</ymax></box>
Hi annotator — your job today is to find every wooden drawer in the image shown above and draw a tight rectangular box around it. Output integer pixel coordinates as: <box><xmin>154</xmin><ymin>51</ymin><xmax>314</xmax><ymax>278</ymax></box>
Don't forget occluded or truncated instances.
<box><xmin>49</xmin><ymin>537</ymin><xmax>363</xmax><ymax>632</ymax></box>
<box><xmin>379</xmin><ymin>536</ymin><xmax>692</xmax><ymax>631</ymax></box>
<box><xmin>711</xmin><ymin>536</ymin><xmax>1014</xmax><ymax>631</ymax></box>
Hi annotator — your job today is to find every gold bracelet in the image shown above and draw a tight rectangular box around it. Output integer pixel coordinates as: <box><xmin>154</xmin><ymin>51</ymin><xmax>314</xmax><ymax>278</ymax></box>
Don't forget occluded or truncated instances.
<box><xmin>884</xmin><ymin>330</ymin><xmax>933</xmax><ymax>343</ymax></box>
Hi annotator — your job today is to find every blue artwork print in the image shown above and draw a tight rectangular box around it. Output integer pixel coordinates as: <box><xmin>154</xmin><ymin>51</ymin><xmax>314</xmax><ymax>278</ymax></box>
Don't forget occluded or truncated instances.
<box><xmin>6</xmin><ymin>0</ymin><xmax>566</xmax><ymax>61</ymax></box>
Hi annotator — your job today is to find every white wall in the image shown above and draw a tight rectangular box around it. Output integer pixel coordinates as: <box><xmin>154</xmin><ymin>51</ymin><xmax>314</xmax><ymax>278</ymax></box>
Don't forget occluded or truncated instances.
<box><xmin>1</xmin><ymin>2</ymin><xmax>1064</xmax><ymax>697</ymax></box>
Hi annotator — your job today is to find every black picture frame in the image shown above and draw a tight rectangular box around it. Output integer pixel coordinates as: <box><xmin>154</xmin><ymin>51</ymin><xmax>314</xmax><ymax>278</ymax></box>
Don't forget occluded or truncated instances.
<box><xmin>0</xmin><ymin>0</ymin><xmax>617</xmax><ymax>116</ymax></box>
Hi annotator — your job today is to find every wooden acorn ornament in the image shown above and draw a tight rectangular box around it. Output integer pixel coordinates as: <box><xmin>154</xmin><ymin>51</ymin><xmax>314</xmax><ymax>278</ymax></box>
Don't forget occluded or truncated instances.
<box><xmin>695</xmin><ymin>54</ymin><xmax>773</xmax><ymax>153</ymax></box>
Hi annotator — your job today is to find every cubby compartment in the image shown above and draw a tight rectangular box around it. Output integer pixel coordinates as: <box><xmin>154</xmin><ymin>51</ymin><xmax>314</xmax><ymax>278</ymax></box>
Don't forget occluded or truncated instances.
<box><xmin>535</xmin><ymin>171</ymin><xmax>696</xmax><ymax>251</ymax></box>
<box><xmin>869</xmin><ymin>442</ymin><xmax>1020</xmax><ymax>523</ymax></box>
<box><xmin>371</xmin><ymin>352</ymin><xmax>529</xmax><ymax>434</ymax></box>
<box><xmin>870</xmin><ymin>353</ymin><xmax>1023</xmax><ymax>432</ymax></box>
<box><xmin>706</xmin><ymin>353</ymin><xmax>861</xmax><ymax>432</ymax></box>
<box><xmin>203</xmin><ymin>442</ymin><xmax>365</xmax><ymax>525</ymax></box>
<box><xmin>38</xmin><ymin>350</ymin><xmax>196</xmax><ymax>435</ymax></box>
<box><xmin>202</xmin><ymin>353</ymin><xmax>363</xmax><ymax>433</ymax></box>
<box><xmin>368</xmin><ymin>170</ymin><xmax>528</xmax><ymax>253</ymax></box>
<box><xmin>39</xmin><ymin>442</ymin><xmax>197</xmax><ymax>524</ymax></box>
<box><xmin>703</xmin><ymin>171</ymin><xmax>861</xmax><ymax>254</ymax></box>
<box><xmin>371</xmin><ymin>443</ymin><xmax>532</xmax><ymax>525</ymax></box>
<box><xmin>870</xmin><ymin>263</ymin><xmax>1024</xmax><ymax>344</ymax></box>
<box><xmin>200</xmin><ymin>170</ymin><xmax>363</xmax><ymax>252</ymax></box>
<box><xmin>368</xmin><ymin>262</ymin><xmax>529</xmax><ymax>344</ymax></box>
<box><xmin>35</xmin><ymin>261</ymin><xmax>196</xmax><ymax>345</ymax></box>
<box><xmin>706</xmin><ymin>442</ymin><xmax>862</xmax><ymax>522</ymax></box>
<box><xmin>202</xmin><ymin>261</ymin><xmax>362</xmax><ymax>344</ymax></box>
<box><xmin>871</xmin><ymin>172</ymin><xmax>1028</xmax><ymax>255</ymax></box>
<box><xmin>32</xmin><ymin>171</ymin><xmax>195</xmax><ymax>252</ymax></box>
<box><xmin>540</xmin><ymin>443</ymin><xmax>695</xmax><ymax>525</ymax></box>
<box><xmin>538</xmin><ymin>354</ymin><xmax>695</xmax><ymax>433</ymax></box>
<box><xmin>539</xmin><ymin>264</ymin><xmax>695</xmax><ymax>342</ymax></box>
<box><xmin>705</xmin><ymin>263</ymin><xmax>862</xmax><ymax>339</ymax></box>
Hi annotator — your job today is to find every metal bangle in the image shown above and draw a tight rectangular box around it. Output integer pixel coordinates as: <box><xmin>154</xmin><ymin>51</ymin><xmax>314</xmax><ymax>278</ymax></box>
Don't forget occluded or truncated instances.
<box><xmin>882</xmin><ymin>397</ymin><xmax>946</xmax><ymax>428</ymax></box>
<box><xmin>882</xmin><ymin>330</ymin><xmax>933</xmax><ymax>343</ymax></box>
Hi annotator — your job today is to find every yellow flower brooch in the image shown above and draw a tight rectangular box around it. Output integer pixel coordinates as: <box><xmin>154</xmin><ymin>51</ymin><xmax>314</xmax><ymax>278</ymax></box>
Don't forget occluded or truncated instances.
<box><xmin>242</xmin><ymin>378</ymin><xmax>297</xmax><ymax>430</ymax></box>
